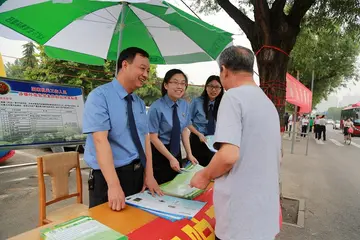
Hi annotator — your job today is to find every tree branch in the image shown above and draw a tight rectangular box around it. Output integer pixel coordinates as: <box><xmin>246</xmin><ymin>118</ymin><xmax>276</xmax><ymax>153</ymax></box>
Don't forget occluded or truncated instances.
<box><xmin>254</xmin><ymin>0</ymin><xmax>271</xmax><ymax>43</ymax></box>
<box><xmin>317</xmin><ymin>72</ymin><xmax>338</xmax><ymax>82</ymax></box>
<box><xmin>288</xmin><ymin>0</ymin><xmax>316</xmax><ymax>26</ymax></box>
<box><xmin>271</xmin><ymin>0</ymin><xmax>286</xmax><ymax>13</ymax></box>
<box><xmin>216</xmin><ymin>0</ymin><xmax>254</xmax><ymax>37</ymax></box>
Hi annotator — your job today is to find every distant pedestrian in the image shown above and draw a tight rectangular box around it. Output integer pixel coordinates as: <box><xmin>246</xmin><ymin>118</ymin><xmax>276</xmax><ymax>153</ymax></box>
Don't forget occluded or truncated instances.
<box><xmin>309</xmin><ymin>117</ymin><xmax>314</xmax><ymax>133</ymax></box>
<box><xmin>318</xmin><ymin>115</ymin><xmax>327</xmax><ymax>141</ymax></box>
<box><xmin>284</xmin><ymin>112</ymin><xmax>290</xmax><ymax>132</ymax></box>
<box><xmin>288</xmin><ymin>114</ymin><xmax>293</xmax><ymax>137</ymax></box>
<box><xmin>314</xmin><ymin>115</ymin><xmax>320</xmax><ymax>139</ymax></box>
<box><xmin>301</xmin><ymin>115</ymin><xmax>309</xmax><ymax>137</ymax></box>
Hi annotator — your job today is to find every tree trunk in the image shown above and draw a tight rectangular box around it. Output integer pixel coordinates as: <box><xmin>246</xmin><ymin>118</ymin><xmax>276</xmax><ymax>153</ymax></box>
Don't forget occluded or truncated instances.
<box><xmin>248</xmin><ymin>18</ymin><xmax>299</xmax><ymax>132</ymax></box>
<box><xmin>216</xmin><ymin>0</ymin><xmax>315</xmax><ymax>131</ymax></box>
<box><xmin>256</xmin><ymin>47</ymin><xmax>290</xmax><ymax>132</ymax></box>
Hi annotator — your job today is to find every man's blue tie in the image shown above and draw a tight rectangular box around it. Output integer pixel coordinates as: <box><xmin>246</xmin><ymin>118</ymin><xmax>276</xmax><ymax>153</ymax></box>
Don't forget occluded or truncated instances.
<box><xmin>207</xmin><ymin>104</ymin><xmax>215</xmax><ymax>135</ymax></box>
<box><xmin>125</xmin><ymin>94</ymin><xmax>146</xmax><ymax>167</ymax></box>
<box><xmin>170</xmin><ymin>103</ymin><xmax>181</xmax><ymax>156</ymax></box>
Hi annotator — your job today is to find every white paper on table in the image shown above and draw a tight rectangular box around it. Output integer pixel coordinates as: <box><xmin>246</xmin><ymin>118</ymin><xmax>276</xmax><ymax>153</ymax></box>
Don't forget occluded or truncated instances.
<box><xmin>125</xmin><ymin>191</ymin><xmax>206</xmax><ymax>219</ymax></box>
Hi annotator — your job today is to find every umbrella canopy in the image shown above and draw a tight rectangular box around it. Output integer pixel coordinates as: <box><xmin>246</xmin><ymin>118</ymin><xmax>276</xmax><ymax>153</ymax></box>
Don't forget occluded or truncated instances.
<box><xmin>0</xmin><ymin>0</ymin><xmax>233</xmax><ymax>65</ymax></box>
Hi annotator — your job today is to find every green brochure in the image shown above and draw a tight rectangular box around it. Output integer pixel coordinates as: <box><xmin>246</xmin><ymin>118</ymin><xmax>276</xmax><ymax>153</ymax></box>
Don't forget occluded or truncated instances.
<box><xmin>160</xmin><ymin>164</ymin><xmax>205</xmax><ymax>199</ymax></box>
<box><xmin>40</xmin><ymin>216</ymin><xmax>127</xmax><ymax>240</ymax></box>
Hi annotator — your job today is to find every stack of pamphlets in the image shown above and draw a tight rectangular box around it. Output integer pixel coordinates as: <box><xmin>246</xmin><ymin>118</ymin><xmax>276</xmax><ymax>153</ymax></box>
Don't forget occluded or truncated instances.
<box><xmin>205</xmin><ymin>135</ymin><xmax>217</xmax><ymax>152</ymax></box>
<box><xmin>40</xmin><ymin>216</ymin><xmax>127</xmax><ymax>240</ymax></box>
<box><xmin>125</xmin><ymin>191</ymin><xmax>206</xmax><ymax>222</ymax></box>
<box><xmin>160</xmin><ymin>163</ymin><xmax>205</xmax><ymax>199</ymax></box>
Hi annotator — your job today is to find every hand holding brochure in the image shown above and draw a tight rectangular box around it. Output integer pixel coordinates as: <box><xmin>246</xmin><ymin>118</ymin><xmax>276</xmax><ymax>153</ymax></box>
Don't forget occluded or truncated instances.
<box><xmin>40</xmin><ymin>216</ymin><xmax>127</xmax><ymax>240</ymax></box>
<box><xmin>160</xmin><ymin>164</ymin><xmax>205</xmax><ymax>199</ymax></box>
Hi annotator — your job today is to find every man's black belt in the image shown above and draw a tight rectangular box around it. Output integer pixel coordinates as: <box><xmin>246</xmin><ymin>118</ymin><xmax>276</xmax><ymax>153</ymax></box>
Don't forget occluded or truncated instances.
<box><xmin>93</xmin><ymin>159</ymin><xmax>142</xmax><ymax>172</ymax></box>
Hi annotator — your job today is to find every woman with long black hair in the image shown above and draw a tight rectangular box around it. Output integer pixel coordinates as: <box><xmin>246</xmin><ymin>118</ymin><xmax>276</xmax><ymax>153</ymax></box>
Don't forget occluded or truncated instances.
<box><xmin>188</xmin><ymin>75</ymin><xmax>224</xmax><ymax>166</ymax></box>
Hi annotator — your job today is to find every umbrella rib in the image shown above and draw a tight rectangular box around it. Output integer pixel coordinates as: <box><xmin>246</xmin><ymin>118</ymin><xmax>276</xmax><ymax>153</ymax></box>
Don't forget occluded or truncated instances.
<box><xmin>78</xmin><ymin>19</ymin><xmax>116</xmax><ymax>25</ymax></box>
<box><xmin>104</xmin><ymin>7</ymin><xmax>119</xmax><ymax>22</ymax></box>
<box><xmin>124</xmin><ymin>7</ymin><xmax>226</xmax><ymax>34</ymax></box>
<box><xmin>68</xmin><ymin>4</ymin><xmax>118</xmax><ymax>24</ymax></box>
<box><xmin>130</xmin><ymin>6</ymin><xmax>216</xmax><ymax>61</ymax></box>
<box><xmin>129</xmin><ymin>5</ymin><xmax>165</xmax><ymax>63</ymax></box>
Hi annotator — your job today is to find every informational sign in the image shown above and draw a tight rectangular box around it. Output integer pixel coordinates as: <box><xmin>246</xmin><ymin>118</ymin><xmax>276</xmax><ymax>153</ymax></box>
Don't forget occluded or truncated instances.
<box><xmin>127</xmin><ymin>188</ymin><xmax>216</xmax><ymax>240</ymax></box>
<box><xmin>0</xmin><ymin>77</ymin><xmax>86</xmax><ymax>149</ymax></box>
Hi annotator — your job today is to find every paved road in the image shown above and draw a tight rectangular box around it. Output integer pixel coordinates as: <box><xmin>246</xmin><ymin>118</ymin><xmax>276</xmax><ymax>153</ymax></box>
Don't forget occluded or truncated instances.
<box><xmin>279</xmin><ymin>125</ymin><xmax>360</xmax><ymax>239</ymax></box>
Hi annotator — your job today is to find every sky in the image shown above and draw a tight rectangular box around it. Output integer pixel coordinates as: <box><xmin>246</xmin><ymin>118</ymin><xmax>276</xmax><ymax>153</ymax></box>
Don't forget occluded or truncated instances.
<box><xmin>0</xmin><ymin>0</ymin><xmax>359</xmax><ymax>104</ymax></box>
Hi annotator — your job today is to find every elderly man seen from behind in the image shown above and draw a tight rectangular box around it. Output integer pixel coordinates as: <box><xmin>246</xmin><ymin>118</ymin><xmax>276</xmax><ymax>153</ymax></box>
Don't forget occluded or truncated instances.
<box><xmin>190</xmin><ymin>46</ymin><xmax>281</xmax><ymax>240</ymax></box>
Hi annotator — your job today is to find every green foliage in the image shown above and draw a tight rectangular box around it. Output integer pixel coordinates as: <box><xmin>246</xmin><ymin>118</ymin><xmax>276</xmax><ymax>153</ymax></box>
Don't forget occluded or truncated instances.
<box><xmin>327</xmin><ymin>107</ymin><xmax>342</xmax><ymax>120</ymax></box>
<box><xmin>183</xmin><ymin>85</ymin><xmax>204</xmax><ymax>102</ymax></box>
<box><xmin>5</xmin><ymin>59</ymin><xmax>24</xmax><ymax>79</ymax></box>
<box><xmin>23</xmin><ymin>45</ymin><xmax>115</xmax><ymax>96</ymax></box>
<box><xmin>194</xmin><ymin>0</ymin><xmax>360</xmax><ymax>28</ymax></box>
<box><xmin>22</xmin><ymin>42</ymin><xmax>37</xmax><ymax>69</ymax></box>
<box><xmin>288</xmin><ymin>23</ymin><xmax>360</xmax><ymax>107</ymax></box>
<box><xmin>308</xmin><ymin>0</ymin><xmax>360</xmax><ymax>33</ymax></box>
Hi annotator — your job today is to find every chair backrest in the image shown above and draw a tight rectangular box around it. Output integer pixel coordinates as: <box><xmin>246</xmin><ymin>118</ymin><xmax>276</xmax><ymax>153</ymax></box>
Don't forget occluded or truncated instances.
<box><xmin>37</xmin><ymin>152</ymin><xmax>83</xmax><ymax>225</ymax></box>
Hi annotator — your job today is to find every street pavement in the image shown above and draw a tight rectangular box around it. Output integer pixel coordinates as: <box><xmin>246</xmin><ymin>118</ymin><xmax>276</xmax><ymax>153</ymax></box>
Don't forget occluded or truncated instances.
<box><xmin>279</xmin><ymin>125</ymin><xmax>360</xmax><ymax>239</ymax></box>
<box><xmin>1</xmin><ymin>125</ymin><xmax>360</xmax><ymax>239</ymax></box>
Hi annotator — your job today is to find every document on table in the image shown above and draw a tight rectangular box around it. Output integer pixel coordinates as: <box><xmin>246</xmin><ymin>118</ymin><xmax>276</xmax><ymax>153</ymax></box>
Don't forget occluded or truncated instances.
<box><xmin>125</xmin><ymin>191</ymin><xmax>206</xmax><ymax>219</ymax></box>
<box><xmin>41</xmin><ymin>216</ymin><xmax>127</xmax><ymax>240</ymax></box>
<box><xmin>205</xmin><ymin>135</ymin><xmax>217</xmax><ymax>152</ymax></box>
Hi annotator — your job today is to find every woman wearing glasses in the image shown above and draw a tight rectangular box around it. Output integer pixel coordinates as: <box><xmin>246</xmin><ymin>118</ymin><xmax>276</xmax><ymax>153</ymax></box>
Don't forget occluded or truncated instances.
<box><xmin>148</xmin><ymin>69</ymin><xmax>198</xmax><ymax>184</ymax></box>
<box><xmin>188</xmin><ymin>75</ymin><xmax>224</xmax><ymax>166</ymax></box>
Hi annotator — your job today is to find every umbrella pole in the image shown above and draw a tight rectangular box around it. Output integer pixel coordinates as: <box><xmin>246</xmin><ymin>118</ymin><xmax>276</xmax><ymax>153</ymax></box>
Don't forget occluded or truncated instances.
<box><xmin>115</xmin><ymin>2</ymin><xmax>128</xmax><ymax>76</ymax></box>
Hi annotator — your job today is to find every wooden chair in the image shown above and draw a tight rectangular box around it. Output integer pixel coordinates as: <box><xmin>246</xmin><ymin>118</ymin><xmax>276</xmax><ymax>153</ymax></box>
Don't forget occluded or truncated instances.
<box><xmin>37</xmin><ymin>152</ymin><xmax>88</xmax><ymax>226</ymax></box>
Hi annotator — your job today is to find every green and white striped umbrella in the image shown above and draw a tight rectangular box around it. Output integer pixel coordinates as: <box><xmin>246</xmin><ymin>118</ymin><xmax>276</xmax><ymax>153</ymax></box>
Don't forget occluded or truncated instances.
<box><xmin>0</xmin><ymin>0</ymin><xmax>233</xmax><ymax>65</ymax></box>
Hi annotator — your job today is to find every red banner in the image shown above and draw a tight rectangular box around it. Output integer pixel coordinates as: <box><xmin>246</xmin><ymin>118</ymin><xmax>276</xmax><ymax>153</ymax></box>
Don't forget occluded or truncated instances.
<box><xmin>128</xmin><ymin>188</ymin><xmax>216</xmax><ymax>240</ymax></box>
<box><xmin>286</xmin><ymin>73</ymin><xmax>312</xmax><ymax>113</ymax></box>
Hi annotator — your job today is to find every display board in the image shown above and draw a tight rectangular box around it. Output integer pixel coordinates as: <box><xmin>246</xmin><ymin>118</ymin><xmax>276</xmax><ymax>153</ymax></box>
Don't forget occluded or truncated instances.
<box><xmin>0</xmin><ymin>77</ymin><xmax>86</xmax><ymax>149</ymax></box>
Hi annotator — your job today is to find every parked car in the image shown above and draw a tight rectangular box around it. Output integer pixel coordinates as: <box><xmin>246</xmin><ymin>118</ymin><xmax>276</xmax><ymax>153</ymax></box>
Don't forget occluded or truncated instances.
<box><xmin>333</xmin><ymin>120</ymin><xmax>341</xmax><ymax>129</ymax></box>
<box><xmin>327</xmin><ymin>119</ymin><xmax>335</xmax><ymax>125</ymax></box>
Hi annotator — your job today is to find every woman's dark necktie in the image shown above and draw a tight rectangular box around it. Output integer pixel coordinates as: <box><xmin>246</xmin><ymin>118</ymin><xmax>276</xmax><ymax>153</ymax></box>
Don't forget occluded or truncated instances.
<box><xmin>170</xmin><ymin>103</ymin><xmax>180</xmax><ymax>156</ymax></box>
<box><xmin>207</xmin><ymin>104</ymin><xmax>215</xmax><ymax>135</ymax></box>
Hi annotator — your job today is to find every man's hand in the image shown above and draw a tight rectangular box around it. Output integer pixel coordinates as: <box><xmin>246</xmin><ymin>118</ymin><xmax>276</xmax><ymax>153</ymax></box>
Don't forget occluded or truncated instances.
<box><xmin>188</xmin><ymin>155</ymin><xmax>199</xmax><ymax>165</ymax></box>
<box><xmin>198</xmin><ymin>133</ymin><xmax>207</xmax><ymax>143</ymax></box>
<box><xmin>108</xmin><ymin>185</ymin><xmax>126</xmax><ymax>211</ymax></box>
<box><xmin>170</xmin><ymin>158</ymin><xmax>181</xmax><ymax>172</ymax></box>
<box><xmin>142</xmin><ymin>174</ymin><xmax>164</xmax><ymax>196</ymax></box>
<box><xmin>190</xmin><ymin>169</ymin><xmax>211</xmax><ymax>190</ymax></box>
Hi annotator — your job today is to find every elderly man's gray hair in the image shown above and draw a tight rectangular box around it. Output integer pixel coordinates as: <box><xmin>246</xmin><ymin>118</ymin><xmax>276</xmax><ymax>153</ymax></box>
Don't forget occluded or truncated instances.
<box><xmin>218</xmin><ymin>46</ymin><xmax>254</xmax><ymax>73</ymax></box>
